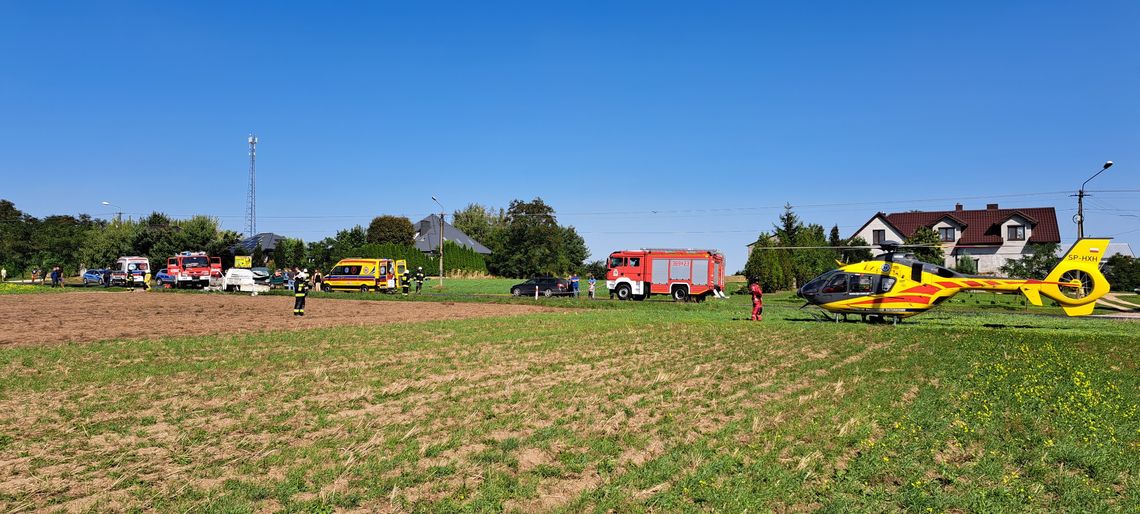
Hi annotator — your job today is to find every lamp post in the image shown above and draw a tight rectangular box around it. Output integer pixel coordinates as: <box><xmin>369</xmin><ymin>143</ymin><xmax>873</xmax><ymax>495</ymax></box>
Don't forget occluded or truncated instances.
<box><xmin>432</xmin><ymin>196</ymin><xmax>445</xmax><ymax>289</ymax></box>
<box><xmin>1074</xmin><ymin>161</ymin><xmax>1113</xmax><ymax>239</ymax></box>
<box><xmin>100</xmin><ymin>201</ymin><xmax>122</xmax><ymax>224</ymax></box>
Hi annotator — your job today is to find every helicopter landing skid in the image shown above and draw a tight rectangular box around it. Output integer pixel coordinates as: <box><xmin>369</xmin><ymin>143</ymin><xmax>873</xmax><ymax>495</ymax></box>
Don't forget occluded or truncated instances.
<box><xmin>800</xmin><ymin>304</ymin><xmax>901</xmax><ymax>325</ymax></box>
<box><xmin>800</xmin><ymin>304</ymin><xmax>842</xmax><ymax>322</ymax></box>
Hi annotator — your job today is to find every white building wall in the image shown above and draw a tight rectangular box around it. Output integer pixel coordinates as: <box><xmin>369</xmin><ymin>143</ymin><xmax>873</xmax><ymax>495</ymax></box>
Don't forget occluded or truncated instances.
<box><xmin>949</xmin><ymin>215</ymin><xmax>1036</xmax><ymax>274</ymax></box>
<box><xmin>930</xmin><ymin>220</ymin><xmax>964</xmax><ymax>268</ymax></box>
<box><xmin>853</xmin><ymin>217</ymin><xmax>905</xmax><ymax>252</ymax></box>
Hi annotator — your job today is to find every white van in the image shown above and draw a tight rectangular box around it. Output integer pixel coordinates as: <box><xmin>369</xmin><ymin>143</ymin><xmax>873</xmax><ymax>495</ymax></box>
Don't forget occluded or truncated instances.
<box><xmin>113</xmin><ymin>256</ymin><xmax>150</xmax><ymax>286</ymax></box>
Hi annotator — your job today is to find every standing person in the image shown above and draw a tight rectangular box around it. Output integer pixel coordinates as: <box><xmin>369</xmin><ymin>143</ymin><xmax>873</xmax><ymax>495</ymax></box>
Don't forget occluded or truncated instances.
<box><xmin>103</xmin><ymin>268</ymin><xmax>112</xmax><ymax>287</ymax></box>
<box><xmin>570</xmin><ymin>272</ymin><xmax>580</xmax><ymax>298</ymax></box>
<box><xmin>143</xmin><ymin>270</ymin><xmax>152</xmax><ymax>291</ymax></box>
<box><xmin>1</xmin><ymin>267</ymin><xmax>7</xmax><ymax>282</ymax></box>
<box><xmin>414</xmin><ymin>266</ymin><xmax>425</xmax><ymax>294</ymax></box>
<box><xmin>312</xmin><ymin>269</ymin><xmax>323</xmax><ymax>292</ymax></box>
<box><xmin>293</xmin><ymin>270</ymin><xmax>309</xmax><ymax>316</ymax></box>
<box><xmin>587</xmin><ymin>275</ymin><xmax>596</xmax><ymax>300</ymax></box>
<box><xmin>50</xmin><ymin>266</ymin><xmax>61</xmax><ymax>288</ymax></box>
<box><xmin>401</xmin><ymin>267</ymin><xmax>411</xmax><ymax>295</ymax></box>
<box><xmin>750</xmin><ymin>281</ymin><xmax>764</xmax><ymax>321</ymax></box>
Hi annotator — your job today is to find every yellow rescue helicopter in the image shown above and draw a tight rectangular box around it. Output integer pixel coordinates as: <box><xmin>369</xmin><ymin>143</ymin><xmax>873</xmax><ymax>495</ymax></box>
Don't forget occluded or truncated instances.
<box><xmin>794</xmin><ymin>239</ymin><xmax>1111</xmax><ymax>323</ymax></box>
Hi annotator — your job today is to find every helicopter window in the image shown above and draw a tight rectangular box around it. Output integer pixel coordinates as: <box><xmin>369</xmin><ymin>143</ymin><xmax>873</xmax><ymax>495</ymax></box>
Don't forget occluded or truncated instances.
<box><xmin>877</xmin><ymin>276</ymin><xmax>896</xmax><ymax>293</ymax></box>
<box><xmin>911</xmin><ymin>263</ymin><xmax>923</xmax><ymax>282</ymax></box>
<box><xmin>801</xmin><ymin>271</ymin><xmax>836</xmax><ymax>293</ymax></box>
<box><xmin>923</xmin><ymin>264</ymin><xmax>958</xmax><ymax>278</ymax></box>
<box><xmin>849</xmin><ymin>274</ymin><xmax>874</xmax><ymax>293</ymax></box>
<box><xmin>821</xmin><ymin>274</ymin><xmax>848</xmax><ymax>294</ymax></box>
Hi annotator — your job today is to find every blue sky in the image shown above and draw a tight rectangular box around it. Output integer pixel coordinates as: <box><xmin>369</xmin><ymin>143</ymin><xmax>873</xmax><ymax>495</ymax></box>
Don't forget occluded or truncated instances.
<box><xmin>2</xmin><ymin>1</ymin><xmax>1137</xmax><ymax>269</ymax></box>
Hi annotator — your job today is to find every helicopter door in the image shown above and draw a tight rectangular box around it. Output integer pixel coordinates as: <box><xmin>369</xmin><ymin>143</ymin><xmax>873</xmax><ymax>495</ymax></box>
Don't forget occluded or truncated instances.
<box><xmin>911</xmin><ymin>263</ymin><xmax>923</xmax><ymax>282</ymax></box>
<box><xmin>848</xmin><ymin>274</ymin><xmax>874</xmax><ymax>295</ymax></box>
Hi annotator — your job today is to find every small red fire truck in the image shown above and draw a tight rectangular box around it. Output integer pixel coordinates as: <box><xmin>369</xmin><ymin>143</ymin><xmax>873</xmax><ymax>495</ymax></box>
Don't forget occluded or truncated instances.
<box><xmin>606</xmin><ymin>249</ymin><xmax>726</xmax><ymax>301</ymax></box>
<box><xmin>166</xmin><ymin>251</ymin><xmax>222</xmax><ymax>289</ymax></box>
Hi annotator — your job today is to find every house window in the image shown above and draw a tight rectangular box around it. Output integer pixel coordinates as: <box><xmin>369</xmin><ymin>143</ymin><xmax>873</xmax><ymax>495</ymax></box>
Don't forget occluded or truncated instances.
<box><xmin>872</xmin><ymin>229</ymin><xmax>886</xmax><ymax>245</ymax></box>
<box><xmin>939</xmin><ymin>227</ymin><xmax>955</xmax><ymax>242</ymax></box>
<box><xmin>1007</xmin><ymin>225</ymin><xmax>1025</xmax><ymax>241</ymax></box>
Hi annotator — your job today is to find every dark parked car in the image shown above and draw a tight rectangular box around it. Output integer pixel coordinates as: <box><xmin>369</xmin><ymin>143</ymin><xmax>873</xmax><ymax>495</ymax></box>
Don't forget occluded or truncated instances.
<box><xmin>82</xmin><ymin>269</ymin><xmax>106</xmax><ymax>287</ymax></box>
<box><xmin>510</xmin><ymin>277</ymin><xmax>572</xmax><ymax>297</ymax></box>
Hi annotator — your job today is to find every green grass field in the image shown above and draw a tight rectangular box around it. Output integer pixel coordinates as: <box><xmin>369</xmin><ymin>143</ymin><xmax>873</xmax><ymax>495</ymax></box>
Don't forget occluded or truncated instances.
<box><xmin>0</xmin><ymin>283</ymin><xmax>1136</xmax><ymax>512</ymax></box>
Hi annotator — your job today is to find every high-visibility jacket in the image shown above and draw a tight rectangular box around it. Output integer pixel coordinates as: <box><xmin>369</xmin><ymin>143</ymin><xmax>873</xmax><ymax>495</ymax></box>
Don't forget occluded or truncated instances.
<box><xmin>414</xmin><ymin>270</ymin><xmax>425</xmax><ymax>282</ymax></box>
<box><xmin>295</xmin><ymin>281</ymin><xmax>309</xmax><ymax>297</ymax></box>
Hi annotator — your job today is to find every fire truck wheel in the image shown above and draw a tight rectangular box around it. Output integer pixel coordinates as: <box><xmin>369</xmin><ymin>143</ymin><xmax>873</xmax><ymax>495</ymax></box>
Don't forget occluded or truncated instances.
<box><xmin>671</xmin><ymin>287</ymin><xmax>689</xmax><ymax>302</ymax></box>
<box><xmin>615</xmin><ymin>284</ymin><xmax>632</xmax><ymax>301</ymax></box>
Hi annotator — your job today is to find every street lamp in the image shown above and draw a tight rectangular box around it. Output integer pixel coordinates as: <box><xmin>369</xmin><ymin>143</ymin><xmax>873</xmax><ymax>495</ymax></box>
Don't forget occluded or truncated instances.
<box><xmin>432</xmin><ymin>196</ymin><xmax>445</xmax><ymax>289</ymax></box>
<box><xmin>100</xmin><ymin>201</ymin><xmax>122</xmax><ymax>224</ymax></box>
<box><xmin>1074</xmin><ymin>161</ymin><xmax>1113</xmax><ymax>239</ymax></box>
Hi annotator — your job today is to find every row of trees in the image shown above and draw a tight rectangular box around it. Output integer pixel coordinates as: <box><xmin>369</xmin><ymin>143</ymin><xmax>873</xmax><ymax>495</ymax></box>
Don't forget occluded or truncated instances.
<box><xmin>742</xmin><ymin>206</ymin><xmax>876</xmax><ymax>291</ymax></box>
<box><xmin>451</xmin><ymin>198</ymin><xmax>589</xmax><ymax>278</ymax></box>
<box><xmin>273</xmin><ymin>197</ymin><xmax>585</xmax><ymax>278</ymax></box>
<box><xmin>0</xmin><ymin>200</ymin><xmax>241</xmax><ymax>277</ymax></box>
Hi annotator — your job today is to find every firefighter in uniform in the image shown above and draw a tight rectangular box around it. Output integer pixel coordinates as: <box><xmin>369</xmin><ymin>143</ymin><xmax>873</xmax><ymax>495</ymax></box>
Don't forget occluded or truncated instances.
<box><xmin>401</xmin><ymin>268</ymin><xmax>411</xmax><ymax>295</ymax></box>
<box><xmin>750</xmin><ymin>281</ymin><xmax>764</xmax><ymax>321</ymax></box>
<box><xmin>293</xmin><ymin>271</ymin><xmax>309</xmax><ymax>316</ymax></box>
<box><xmin>414</xmin><ymin>266</ymin><xmax>425</xmax><ymax>294</ymax></box>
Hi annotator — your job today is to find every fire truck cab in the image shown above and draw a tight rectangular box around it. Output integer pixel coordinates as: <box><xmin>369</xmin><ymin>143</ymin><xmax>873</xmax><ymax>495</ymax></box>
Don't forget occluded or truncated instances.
<box><xmin>166</xmin><ymin>251</ymin><xmax>222</xmax><ymax>289</ymax></box>
<box><xmin>606</xmin><ymin>249</ymin><xmax>726</xmax><ymax>301</ymax></box>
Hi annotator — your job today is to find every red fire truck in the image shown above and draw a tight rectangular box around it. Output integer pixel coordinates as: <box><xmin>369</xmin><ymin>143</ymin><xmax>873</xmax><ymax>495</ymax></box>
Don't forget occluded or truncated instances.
<box><xmin>166</xmin><ymin>251</ymin><xmax>222</xmax><ymax>288</ymax></box>
<box><xmin>606</xmin><ymin>249</ymin><xmax>726</xmax><ymax>301</ymax></box>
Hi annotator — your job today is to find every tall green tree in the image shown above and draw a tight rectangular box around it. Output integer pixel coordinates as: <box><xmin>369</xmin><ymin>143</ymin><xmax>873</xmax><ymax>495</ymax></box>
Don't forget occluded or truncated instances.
<box><xmin>452</xmin><ymin>204</ymin><xmax>504</xmax><ymax>247</ymax></box>
<box><xmin>828</xmin><ymin>225</ymin><xmax>842</xmax><ymax>247</ymax></box>
<box><xmin>998</xmin><ymin>243</ymin><xmax>1061</xmax><ymax>279</ymax></box>
<box><xmin>366</xmin><ymin>215</ymin><xmax>415</xmax><ymax>245</ymax></box>
<box><xmin>743</xmin><ymin>233</ymin><xmax>790</xmax><ymax>292</ymax></box>
<box><xmin>0</xmin><ymin>200</ymin><xmax>34</xmax><ymax>273</ymax></box>
<box><xmin>841</xmin><ymin>236</ymin><xmax>874</xmax><ymax>263</ymax></box>
<box><xmin>1104</xmin><ymin>254</ymin><xmax>1140</xmax><ymax>291</ymax></box>
<box><xmin>792</xmin><ymin>224</ymin><xmax>836</xmax><ymax>288</ymax></box>
<box><xmin>904</xmin><ymin>226</ymin><xmax>945</xmax><ymax>264</ymax></box>
<box><xmin>252</xmin><ymin>243</ymin><xmax>266</xmax><ymax>267</ymax></box>
<box><xmin>485</xmin><ymin>198</ymin><xmax>586</xmax><ymax>278</ymax></box>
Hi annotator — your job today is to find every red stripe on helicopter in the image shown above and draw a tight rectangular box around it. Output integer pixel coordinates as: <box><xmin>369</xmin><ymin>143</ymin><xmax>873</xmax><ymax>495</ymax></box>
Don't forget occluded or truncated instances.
<box><xmin>901</xmin><ymin>284</ymin><xmax>941</xmax><ymax>294</ymax></box>
<box><xmin>937</xmin><ymin>281</ymin><xmax>961</xmax><ymax>288</ymax></box>
<box><xmin>964</xmin><ymin>280</ymin><xmax>985</xmax><ymax>287</ymax></box>
<box><xmin>985</xmin><ymin>280</ymin><xmax>1001</xmax><ymax>286</ymax></box>
<box><xmin>850</xmin><ymin>296</ymin><xmax>931</xmax><ymax>306</ymax></box>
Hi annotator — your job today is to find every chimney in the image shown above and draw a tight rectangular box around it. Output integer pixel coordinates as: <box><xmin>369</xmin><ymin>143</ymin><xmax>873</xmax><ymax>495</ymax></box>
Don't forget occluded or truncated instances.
<box><xmin>954</xmin><ymin>203</ymin><xmax>963</xmax><ymax>211</ymax></box>
<box><xmin>986</xmin><ymin>203</ymin><xmax>999</xmax><ymax>210</ymax></box>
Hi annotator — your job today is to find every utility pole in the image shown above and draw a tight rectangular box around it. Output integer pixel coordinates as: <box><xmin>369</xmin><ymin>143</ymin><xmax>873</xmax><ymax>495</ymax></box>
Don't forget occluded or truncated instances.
<box><xmin>247</xmin><ymin>134</ymin><xmax>258</xmax><ymax>236</ymax></box>
<box><xmin>432</xmin><ymin>196</ymin><xmax>445</xmax><ymax>289</ymax></box>
<box><xmin>1074</xmin><ymin>161</ymin><xmax>1113</xmax><ymax>239</ymax></box>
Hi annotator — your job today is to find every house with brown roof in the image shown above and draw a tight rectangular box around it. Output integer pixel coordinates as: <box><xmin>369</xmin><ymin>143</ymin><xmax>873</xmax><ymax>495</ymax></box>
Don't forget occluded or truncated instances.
<box><xmin>850</xmin><ymin>203</ymin><xmax>1061</xmax><ymax>274</ymax></box>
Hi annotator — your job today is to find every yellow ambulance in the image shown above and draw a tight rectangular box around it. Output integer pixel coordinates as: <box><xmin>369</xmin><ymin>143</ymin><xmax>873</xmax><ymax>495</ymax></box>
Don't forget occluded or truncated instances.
<box><xmin>324</xmin><ymin>258</ymin><xmax>408</xmax><ymax>292</ymax></box>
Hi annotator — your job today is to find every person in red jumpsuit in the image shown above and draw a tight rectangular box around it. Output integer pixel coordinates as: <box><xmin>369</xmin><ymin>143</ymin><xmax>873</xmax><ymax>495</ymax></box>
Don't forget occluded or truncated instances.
<box><xmin>750</xmin><ymin>281</ymin><xmax>764</xmax><ymax>321</ymax></box>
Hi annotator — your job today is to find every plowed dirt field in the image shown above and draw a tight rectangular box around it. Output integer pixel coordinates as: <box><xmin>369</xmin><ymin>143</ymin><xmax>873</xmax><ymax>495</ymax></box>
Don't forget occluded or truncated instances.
<box><xmin>0</xmin><ymin>291</ymin><xmax>553</xmax><ymax>346</ymax></box>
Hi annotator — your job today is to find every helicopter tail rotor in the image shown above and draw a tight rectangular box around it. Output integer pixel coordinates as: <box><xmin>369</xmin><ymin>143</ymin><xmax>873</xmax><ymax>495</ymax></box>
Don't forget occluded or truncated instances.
<box><xmin>1035</xmin><ymin>239</ymin><xmax>1111</xmax><ymax>316</ymax></box>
